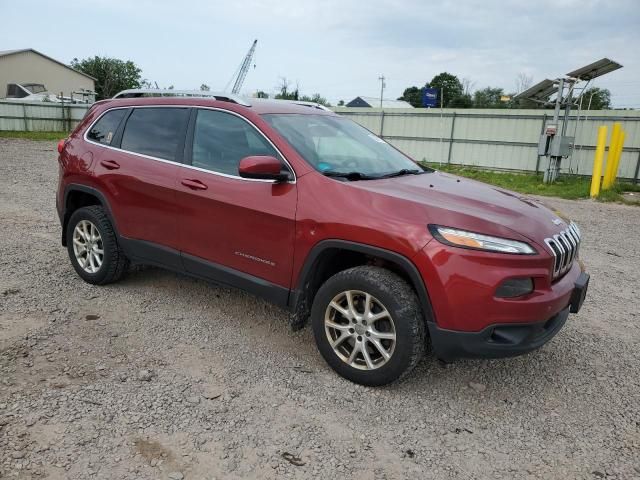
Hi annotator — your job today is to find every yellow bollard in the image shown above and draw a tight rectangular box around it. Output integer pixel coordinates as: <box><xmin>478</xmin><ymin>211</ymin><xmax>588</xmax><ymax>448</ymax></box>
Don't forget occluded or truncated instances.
<box><xmin>590</xmin><ymin>126</ymin><xmax>608</xmax><ymax>198</ymax></box>
<box><xmin>611</xmin><ymin>130</ymin><xmax>626</xmax><ymax>185</ymax></box>
<box><xmin>602</xmin><ymin>123</ymin><xmax>622</xmax><ymax>190</ymax></box>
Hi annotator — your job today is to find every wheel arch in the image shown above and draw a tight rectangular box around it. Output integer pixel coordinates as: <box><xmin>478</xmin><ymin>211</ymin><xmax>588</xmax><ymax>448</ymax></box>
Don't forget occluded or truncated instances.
<box><xmin>290</xmin><ymin>240</ymin><xmax>435</xmax><ymax>329</ymax></box>
<box><xmin>62</xmin><ymin>185</ymin><xmax>118</xmax><ymax>246</ymax></box>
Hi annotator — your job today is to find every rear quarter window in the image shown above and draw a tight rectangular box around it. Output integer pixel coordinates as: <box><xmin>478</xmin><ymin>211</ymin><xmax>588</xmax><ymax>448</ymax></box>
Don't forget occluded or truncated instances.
<box><xmin>87</xmin><ymin>109</ymin><xmax>127</xmax><ymax>145</ymax></box>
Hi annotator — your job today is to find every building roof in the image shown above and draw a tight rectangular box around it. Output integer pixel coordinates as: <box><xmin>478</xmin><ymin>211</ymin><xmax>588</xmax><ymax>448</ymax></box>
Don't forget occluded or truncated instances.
<box><xmin>0</xmin><ymin>48</ymin><xmax>96</xmax><ymax>81</ymax></box>
<box><xmin>346</xmin><ymin>96</ymin><xmax>414</xmax><ymax>108</ymax></box>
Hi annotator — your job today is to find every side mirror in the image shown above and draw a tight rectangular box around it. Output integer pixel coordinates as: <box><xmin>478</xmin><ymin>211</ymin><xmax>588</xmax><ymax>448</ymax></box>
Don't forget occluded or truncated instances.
<box><xmin>238</xmin><ymin>156</ymin><xmax>291</xmax><ymax>182</ymax></box>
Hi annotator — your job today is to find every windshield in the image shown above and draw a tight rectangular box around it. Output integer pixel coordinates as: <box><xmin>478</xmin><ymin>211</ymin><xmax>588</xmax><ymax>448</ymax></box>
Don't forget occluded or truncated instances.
<box><xmin>22</xmin><ymin>84</ymin><xmax>46</xmax><ymax>94</ymax></box>
<box><xmin>262</xmin><ymin>114</ymin><xmax>427</xmax><ymax>178</ymax></box>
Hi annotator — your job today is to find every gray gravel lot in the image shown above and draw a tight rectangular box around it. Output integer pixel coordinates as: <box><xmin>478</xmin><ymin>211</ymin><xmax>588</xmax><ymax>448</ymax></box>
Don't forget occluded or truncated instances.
<box><xmin>1</xmin><ymin>138</ymin><xmax>639</xmax><ymax>480</ymax></box>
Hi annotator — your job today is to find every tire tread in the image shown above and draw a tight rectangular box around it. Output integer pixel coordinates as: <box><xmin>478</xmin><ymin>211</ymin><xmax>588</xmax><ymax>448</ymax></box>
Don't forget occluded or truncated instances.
<box><xmin>66</xmin><ymin>206</ymin><xmax>129</xmax><ymax>285</ymax></box>
<box><xmin>311</xmin><ymin>265</ymin><xmax>425</xmax><ymax>386</ymax></box>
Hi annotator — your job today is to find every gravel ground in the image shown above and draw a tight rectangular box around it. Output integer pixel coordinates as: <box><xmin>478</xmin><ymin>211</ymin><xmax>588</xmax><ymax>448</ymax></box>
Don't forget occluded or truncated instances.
<box><xmin>1</xmin><ymin>138</ymin><xmax>639</xmax><ymax>480</ymax></box>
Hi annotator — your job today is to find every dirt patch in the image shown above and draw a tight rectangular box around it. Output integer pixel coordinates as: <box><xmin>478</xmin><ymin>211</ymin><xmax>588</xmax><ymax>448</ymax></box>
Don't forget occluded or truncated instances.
<box><xmin>622</xmin><ymin>191</ymin><xmax>640</xmax><ymax>204</ymax></box>
<box><xmin>134</xmin><ymin>438</ymin><xmax>175</xmax><ymax>463</ymax></box>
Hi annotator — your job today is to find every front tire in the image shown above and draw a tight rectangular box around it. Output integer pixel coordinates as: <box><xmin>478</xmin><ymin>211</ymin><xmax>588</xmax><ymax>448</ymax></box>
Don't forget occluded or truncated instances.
<box><xmin>311</xmin><ymin>266</ymin><xmax>425</xmax><ymax>386</ymax></box>
<box><xmin>66</xmin><ymin>206</ymin><xmax>129</xmax><ymax>285</ymax></box>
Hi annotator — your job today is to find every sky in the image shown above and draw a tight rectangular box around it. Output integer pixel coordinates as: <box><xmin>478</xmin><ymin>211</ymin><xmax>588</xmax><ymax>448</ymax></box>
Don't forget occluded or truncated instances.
<box><xmin>1</xmin><ymin>0</ymin><xmax>639</xmax><ymax>107</ymax></box>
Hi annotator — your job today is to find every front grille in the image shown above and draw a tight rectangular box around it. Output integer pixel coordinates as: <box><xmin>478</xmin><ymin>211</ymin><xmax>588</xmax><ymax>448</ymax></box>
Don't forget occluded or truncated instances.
<box><xmin>544</xmin><ymin>222</ymin><xmax>581</xmax><ymax>279</ymax></box>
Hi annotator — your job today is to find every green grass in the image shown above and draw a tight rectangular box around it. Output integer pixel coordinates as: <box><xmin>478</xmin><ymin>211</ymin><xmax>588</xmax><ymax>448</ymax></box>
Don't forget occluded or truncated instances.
<box><xmin>597</xmin><ymin>183</ymin><xmax>640</xmax><ymax>204</ymax></box>
<box><xmin>423</xmin><ymin>162</ymin><xmax>640</xmax><ymax>205</ymax></box>
<box><xmin>0</xmin><ymin>130</ymin><xmax>70</xmax><ymax>141</ymax></box>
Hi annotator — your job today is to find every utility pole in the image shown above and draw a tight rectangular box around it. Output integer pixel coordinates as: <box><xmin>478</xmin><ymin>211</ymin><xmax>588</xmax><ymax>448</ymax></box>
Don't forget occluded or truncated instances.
<box><xmin>439</xmin><ymin>86</ymin><xmax>445</xmax><ymax>164</ymax></box>
<box><xmin>378</xmin><ymin>75</ymin><xmax>385</xmax><ymax>107</ymax></box>
<box><xmin>544</xmin><ymin>78</ymin><xmax>564</xmax><ymax>183</ymax></box>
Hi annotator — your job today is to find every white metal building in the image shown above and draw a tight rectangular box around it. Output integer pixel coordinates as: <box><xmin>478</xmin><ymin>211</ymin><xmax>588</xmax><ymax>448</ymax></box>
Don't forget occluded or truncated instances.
<box><xmin>346</xmin><ymin>96</ymin><xmax>414</xmax><ymax>108</ymax></box>
<box><xmin>0</xmin><ymin>48</ymin><xmax>95</xmax><ymax>99</ymax></box>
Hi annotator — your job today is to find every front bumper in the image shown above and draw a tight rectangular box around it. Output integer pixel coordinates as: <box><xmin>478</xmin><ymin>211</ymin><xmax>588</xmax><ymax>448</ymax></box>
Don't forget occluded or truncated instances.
<box><xmin>429</xmin><ymin>272</ymin><xmax>589</xmax><ymax>361</ymax></box>
<box><xmin>415</xmin><ymin>239</ymin><xmax>585</xmax><ymax>332</ymax></box>
<box><xmin>428</xmin><ymin>306</ymin><xmax>569</xmax><ymax>361</ymax></box>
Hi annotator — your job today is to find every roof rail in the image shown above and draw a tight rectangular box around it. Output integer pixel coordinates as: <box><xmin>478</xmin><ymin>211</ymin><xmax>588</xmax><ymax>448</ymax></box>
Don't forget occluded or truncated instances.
<box><xmin>112</xmin><ymin>89</ymin><xmax>251</xmax><ymax>106</ymax></box>
<box><xmin>278</xmin><ymin>100</ymin><xmax>332</xmax><ymax>111</ymax></box>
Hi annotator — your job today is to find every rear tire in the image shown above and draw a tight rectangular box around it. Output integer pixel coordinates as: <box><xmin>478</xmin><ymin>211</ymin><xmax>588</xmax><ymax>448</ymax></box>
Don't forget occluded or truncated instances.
<box><xmin>66</xmin><ymin>206</ymin><xmax>129</xmax><ymax>285</ymax></box>
<box><xmin>311</xmin><ymin>266</ymin><xmax>425</xmax><ymax>386</ymax></box>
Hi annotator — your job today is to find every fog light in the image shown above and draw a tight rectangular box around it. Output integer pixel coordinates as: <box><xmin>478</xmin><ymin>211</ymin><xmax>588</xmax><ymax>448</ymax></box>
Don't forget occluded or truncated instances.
<box><xmin>495</xmin><ymin>278</ymin><xmax>534</xmax><ymax>298</ymax></box>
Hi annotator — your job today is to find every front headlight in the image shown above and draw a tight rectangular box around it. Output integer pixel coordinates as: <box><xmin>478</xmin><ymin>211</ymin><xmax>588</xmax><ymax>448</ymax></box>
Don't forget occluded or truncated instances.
<box><xmin>428</xmin><ymin>225</ymin><xmax>536</xmax><ymax>255</ymax></box>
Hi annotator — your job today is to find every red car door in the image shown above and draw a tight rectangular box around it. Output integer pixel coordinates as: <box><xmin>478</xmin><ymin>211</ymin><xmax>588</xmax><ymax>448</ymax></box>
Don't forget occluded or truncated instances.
<box><xmin>91</xmin><ymin>107</ymin><xmax>189</xmax><ymax>264</ymax></box>
<box><xmin>175</xmin><ymin>108</ymin><xmax>297</xmax><ymax>303</ymax></box>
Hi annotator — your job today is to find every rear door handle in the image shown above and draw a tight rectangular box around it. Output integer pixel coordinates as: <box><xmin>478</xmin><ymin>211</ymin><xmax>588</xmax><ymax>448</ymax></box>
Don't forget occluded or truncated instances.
<box><xmin>181</xmin><ymin>179</ymin><xmax>208</xmax><ymax>191</ymax></box>
<box><xmin>100</xmin><ymin>159</ymin><xmax>120</xmax><ymax>170</ymax></box>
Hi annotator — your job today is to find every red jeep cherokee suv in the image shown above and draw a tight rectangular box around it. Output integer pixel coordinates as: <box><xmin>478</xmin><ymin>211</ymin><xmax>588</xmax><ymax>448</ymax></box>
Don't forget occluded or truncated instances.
<box><xmin>56</xmin><ymin>92</ymin><xmax>589</xmax><ymax>386</ymax></box>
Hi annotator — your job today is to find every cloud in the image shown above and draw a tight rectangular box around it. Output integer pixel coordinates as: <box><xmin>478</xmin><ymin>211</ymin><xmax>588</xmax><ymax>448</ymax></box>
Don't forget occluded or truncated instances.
<box><xmin>0</xmin><ymin>0</ymin><xmax>637</xmax><ymax>106</ymax></box>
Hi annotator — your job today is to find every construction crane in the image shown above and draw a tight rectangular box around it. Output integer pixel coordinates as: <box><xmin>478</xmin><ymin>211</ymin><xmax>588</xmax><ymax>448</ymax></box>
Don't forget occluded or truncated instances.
<box><xmin>228</xmin><ymin>39</ymin><xmax>257</xmax><ymax>95</ymax></box>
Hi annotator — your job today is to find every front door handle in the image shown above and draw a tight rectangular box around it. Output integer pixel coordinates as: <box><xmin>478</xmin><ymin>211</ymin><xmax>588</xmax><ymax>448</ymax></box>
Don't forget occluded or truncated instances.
<box><xmin>100</xmin><ymin>159</ymin><xmax>120</xmax><ymax>170</ymax></box>
<box><xmin>181</xmin><ymin>179</ymin><xmax>208</xmax><ymax>191</ymax></box>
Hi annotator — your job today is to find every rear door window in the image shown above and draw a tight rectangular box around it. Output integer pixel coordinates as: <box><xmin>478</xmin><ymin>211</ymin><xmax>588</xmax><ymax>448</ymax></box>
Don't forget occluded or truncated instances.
<box><xmin>87</xmin><ymin>109</ymin><xmax>128</xmax><ymax>145</ymax></box>
<box><xmin>120</xmin><ymin>108</ymin><xmax>189</xmax><ymax>161</ymax></box>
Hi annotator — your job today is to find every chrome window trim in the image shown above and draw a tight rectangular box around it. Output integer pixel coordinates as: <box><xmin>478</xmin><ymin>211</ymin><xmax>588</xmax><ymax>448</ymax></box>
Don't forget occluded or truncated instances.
<box><xmin>84</xmin><ymin>106</ymin><xmax>130</xmax><ymax>145</ymax></box>
<box><xmin>83</xmin><ymin>104</ymin><xmax>297</xmax><ymax>184</ymax></box>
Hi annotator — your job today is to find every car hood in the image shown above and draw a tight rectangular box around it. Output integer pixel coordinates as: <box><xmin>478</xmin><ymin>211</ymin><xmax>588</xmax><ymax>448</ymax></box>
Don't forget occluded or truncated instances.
<box><xmin>350</xmin><ymin>171</ymin><xmax>570</xmax><ymax>244</ymax></box>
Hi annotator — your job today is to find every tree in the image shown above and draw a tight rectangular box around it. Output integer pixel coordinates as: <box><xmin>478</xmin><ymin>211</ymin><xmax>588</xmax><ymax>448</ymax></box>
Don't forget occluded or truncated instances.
<box><xmin>70</xmin><ymin>56</ymin><xmax>142</xmax><ymax>100</ymax></box>
<box><xmin>200</xmin><ymin>84</ymin><xmax>210</xmax><ymax>91</ymax></box>
<box><xmin>398</xmin><ymin>75</ymin><xmax>473</xmax><ymax>108</ymax></box>
<box><xmin>338</xmin><ymin>100</ymin><xmax>345</xmax><ymax>106</ymax></box>
<box><xmin>581</xmin><ymin>87</ymin><xmax>611</xmax><ymax>110</ymax></box>
<box><xmin>255</xmin><ymin>90</ymin><xmax>269</xmax><ymax>98</ymax></box>
<box><xmin>473</xmin><ymin>87</ymin><xmax>507</xmax><ymax>108</ymax></box>
<box><xmin>509</xmin><ymin>95</ymin><xmax>540</xmax><ymax>109</ymax></box>
<box><xmin>449</xmin><ymin>94</ymin><xmax>473</xmax><ymax>108</ymax></box>
<box><xmin>515</xmin><ymin>72</ymin><xmax>533</xmax><ymax>94</ymax></box>
<box><xmin>397</xmin><ymin>86</ymin><xmax>424</xmax><ymax>108</ymax></box>
<box><xmin>461</xmin><ymin>77</ymin><xmax>475</xmax><ymax>96</ymax></box>
<box><xmin>300</xmin><ymin>93</ymin><xmax>331</xmax><ymax>107</ymax></box>
<box><xmin>272</xmin><ymin>78</ymin><xmax>330</xmax><ymax>106</ymax></box>
<box><xmin>274</xmin><ymin>77</ymin><xmax>299</xmax><ymax>100</ymax></box>
<box><xmin>427</xmin><ymin>72</ymin><xmax>464</xmax><ymax>107</ymax></box>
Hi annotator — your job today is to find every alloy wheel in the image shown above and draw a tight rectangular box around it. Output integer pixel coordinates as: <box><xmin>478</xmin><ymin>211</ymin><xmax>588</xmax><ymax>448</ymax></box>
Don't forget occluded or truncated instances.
<box><xmin>324</xmin><ymin>290</ymin><xmax>396</xmax><ymax>370</ymax></box>
<box><xmin>72</xmin><ymin>220</ymin><xmax>104</xmax><ymax>274</ymax></box>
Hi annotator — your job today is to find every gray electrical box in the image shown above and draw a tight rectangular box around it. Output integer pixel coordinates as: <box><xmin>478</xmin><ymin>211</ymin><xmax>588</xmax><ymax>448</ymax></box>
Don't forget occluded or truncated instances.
<box><xmin>538</xmin><ymin>133</ymin><xmax>573</xmax><ymax>157</ymax></box>
<box><xmin>549</xmin><ymin>135</ymin><xmax>574</xmax><ymax>157</ymax></box>
<box><xmin>538</xmin><ymin>134</ymin><xmax>552</xmax><ymax>156</ymax></box>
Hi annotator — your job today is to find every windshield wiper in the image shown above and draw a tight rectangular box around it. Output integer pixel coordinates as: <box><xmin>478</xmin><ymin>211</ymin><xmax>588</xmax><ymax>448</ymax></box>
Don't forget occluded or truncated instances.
<box><xmin>378</xmin><ymin>168</ymin><xmax>423</xmax><ymax>179</ymax></box>
<box><xmin>323</xmin><ymin>168</ymin><xmax>424</xmax><ymax>181</ymax></box>
<box><xmin>322</xmin><ymin>170</ymin><xmax>376</xmax><ymax>181</ymax></box>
